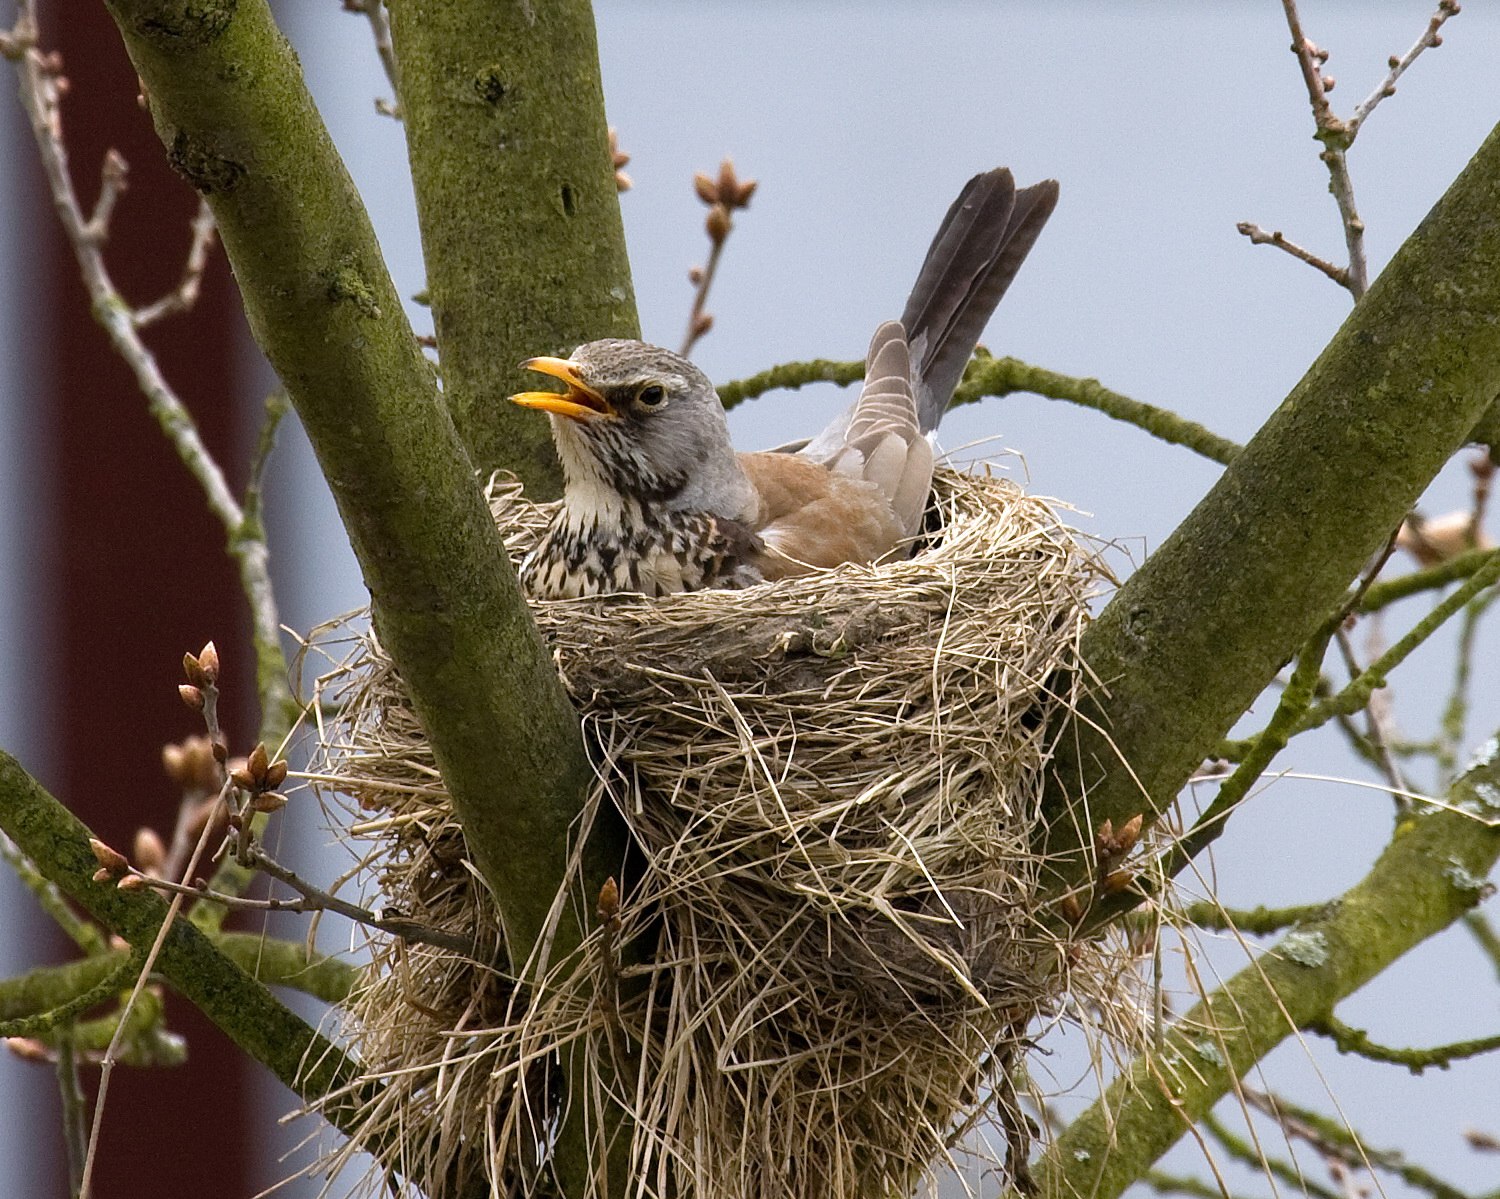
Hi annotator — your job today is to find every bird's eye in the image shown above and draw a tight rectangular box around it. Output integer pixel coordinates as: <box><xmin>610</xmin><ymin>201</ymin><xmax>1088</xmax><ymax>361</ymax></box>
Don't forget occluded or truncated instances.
<box><xmin>636</xmin><ymin>383</ymin><xmax>667</xmax><ymax>409</ymax></box>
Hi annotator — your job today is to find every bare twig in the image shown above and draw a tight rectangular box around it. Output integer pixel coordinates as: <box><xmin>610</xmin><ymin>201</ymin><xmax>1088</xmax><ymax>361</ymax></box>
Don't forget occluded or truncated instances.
<box><xmin>1349</xmin><ymin>1</ymin><xmax>1461</xmax><ymax>136</ymax></box>
<box><xmin>1334</xmin><ymin>625</ymin><xmax>1412</xmax><ymax>809</ymax></box>
<box><xmin>9</xmin><ymin>14</ymin><xmax>291</xmax><ymax>743</ymax></box>
<box><xmin>1236</xmin><ymin>221</ymin><xmax>1348</xmax><ymax>287</ymax></box>
<box><xmin>342</xmin><ymin>0</ymin><xmax>400</xmax><ymax>117</ymax></box>
<box><xmin>1278</xmin><ymin>0</ymin><xmax>1369</xmax><ymax>296</ymax></box>
<box><xmin>680</xmin><ymin>158</ymin><xmax>756</xmax><ymax>357</ymax></box>
<box><xmin>133</xmin><ymin>199</ymin><xmax>217</xmax><ymax>328</ymax></box>
<box><xmin>1246</xmin><ymin>1088</ymin><xmax>1474</xmax><ymax>1199</ymax></box>
<box><xmin>78</xmin><ymin>801</ymin><xmax>219</xmax><ymax>1198</ymax></box>
<box><xmin>1251</xmin><ymin>0</ymin><xmax>1460</xmax><ymax>300</ymax></box>
<box><xmin>1201</xmin><ymin>1110</ymin><xmax>1345</xmax><ymax>1199</ymax></box>
<box><xmin>174</xmin><ymin>647</ymin><xmax>481</xmax><ymax>957</ymax></box>
<box><xmin>134</xmin><ymin>858</ymin><xmax>479</xmax><ymax>958</ymax></box>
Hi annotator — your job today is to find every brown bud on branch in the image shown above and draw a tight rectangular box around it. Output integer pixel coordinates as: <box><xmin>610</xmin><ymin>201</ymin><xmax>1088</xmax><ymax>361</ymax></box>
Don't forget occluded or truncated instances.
<box><xmin>89</xmin><ymin>837</ymin><xmax>128</xmax><ymax>875</ymax></box>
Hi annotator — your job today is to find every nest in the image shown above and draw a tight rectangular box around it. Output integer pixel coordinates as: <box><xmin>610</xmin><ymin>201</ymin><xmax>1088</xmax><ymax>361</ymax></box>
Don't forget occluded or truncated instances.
<box><xmin>310</xmin><ymin>467</ymin><xmax>1115</xmax><ymax>1199</ymax></box>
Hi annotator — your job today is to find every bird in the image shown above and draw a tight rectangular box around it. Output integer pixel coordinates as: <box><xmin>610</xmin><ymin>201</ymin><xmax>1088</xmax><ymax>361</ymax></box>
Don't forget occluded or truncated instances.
<box><xmin>509</xmin><ymin>167</ymin><xmax>1058</xmax><ymax>599</ymax></box>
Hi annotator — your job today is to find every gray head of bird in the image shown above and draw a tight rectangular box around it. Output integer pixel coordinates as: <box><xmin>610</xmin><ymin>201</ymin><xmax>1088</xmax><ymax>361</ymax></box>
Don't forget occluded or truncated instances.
<box><xmin>510</xmin><ymin>339</ymin><xmax>752</xmax><ymax>514</ymax></box>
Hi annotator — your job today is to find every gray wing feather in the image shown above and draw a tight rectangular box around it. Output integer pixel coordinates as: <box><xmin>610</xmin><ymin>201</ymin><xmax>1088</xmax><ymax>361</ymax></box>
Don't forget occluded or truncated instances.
<box><xmin>804</xmin><ymin>321</ymin><xmax>931</xmax><ymax>536</ymax></box>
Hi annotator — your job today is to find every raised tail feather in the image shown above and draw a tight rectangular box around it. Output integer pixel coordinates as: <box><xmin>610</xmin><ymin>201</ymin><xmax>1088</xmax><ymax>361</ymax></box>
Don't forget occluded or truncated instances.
<box><xmin>797</xmin><ymin>168</ymin><xmax>1057</xmax><ymax>469</ymax></box>
<box><xmin>900</xmin><ymin>168</ymin><xmax>1059</xmax><ymax>432</ymax></box>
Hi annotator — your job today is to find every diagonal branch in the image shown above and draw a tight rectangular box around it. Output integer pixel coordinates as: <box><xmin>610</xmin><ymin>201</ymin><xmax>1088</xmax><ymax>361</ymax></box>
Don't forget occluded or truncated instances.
<box><xmin>1042</xmin><ymin>117</ymin><xmax>1500</xmax><ymax>892</ymax></box>
<box><xmin>0</xmin><ymin>752</ymin><xmax>370</xmax><ymax>1137</ymax></box>
<box><xmin>1034</xmin><ymin>736</ymin><xmax>1500</xmax><ymax>1196</ymax></box>
<box><xmin>99</xmin><ymin>0</ymin><xmax>599</xmax><ymax>973</ymax></box>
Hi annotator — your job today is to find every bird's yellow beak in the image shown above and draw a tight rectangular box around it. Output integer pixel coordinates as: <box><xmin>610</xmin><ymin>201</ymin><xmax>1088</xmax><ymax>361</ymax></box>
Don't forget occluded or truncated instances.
<box><xmin>509</xmin><ymin>357</ymin><xmax>614</xmax><ymax>422</ymax></box>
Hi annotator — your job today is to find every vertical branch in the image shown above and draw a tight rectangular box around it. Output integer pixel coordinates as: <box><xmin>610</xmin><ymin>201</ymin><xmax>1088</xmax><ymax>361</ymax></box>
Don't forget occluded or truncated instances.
<box><xmin>386</xmin><ymin>0</ymin><xmax>640</xmax><ymax>494</ymax></box>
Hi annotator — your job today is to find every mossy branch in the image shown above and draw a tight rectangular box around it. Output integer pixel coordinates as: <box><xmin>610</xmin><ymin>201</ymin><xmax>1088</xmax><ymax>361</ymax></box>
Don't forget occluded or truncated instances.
<box><xmin>386</xmin><ymin>0</ymin><xmax>639</xmax><ymax>494</ymax></box>
<box><xmin>0</xmin><ymin>933</ymin><xmax>353</xmax><ymax>1032</ymax></box>
<box><xmin>1357</xmin><ymin>545</ymin><xmax>1499</xmax><ymax>611</ymax></box>
<box><xmin>1043</xmin><ymin>118</ymin><xmax>1500</xmax><ymax>886</ymax></box>
<box><xmin>1182</xmin><ymin>900</ymin><xmax>1331</xmax><ymax>934</ymax></box>
<box><xmin>717</xmin><ymin>359</ymin><xmax>868</xmax><ymax>408</ymax></box>
<box><xmin>1217</xmin><ymin>549</ymin><xmax>1500</xmax><ymax>760</ymax></box>
<box><xmin>0</xmin><ymin>752</ymin><xmax>369</xmax><ymax>1132</ymax></box>
<box><xmin>100</xmin><ymin>0</ymin><xmax>598</xmax><ymax>973</ymax></box>
<box><xmin>1308</xmin><ymin>1014</ymin><xmax>1500</xmax><ymax>1074</ymax></box>
<box><xmin>1034</xmin><ymin>738</ymin><xmax>1500</xmax><ymax>1196</ymax></box>
<box><xmin>954</xmin><ymin>355</ymin><xmax>1242</xmax><ymax>465</ymax></box>
<box><xmin>716</xmin><ymin>355</ymin><xmax>1241</xmax><ymax>465</ymax></box>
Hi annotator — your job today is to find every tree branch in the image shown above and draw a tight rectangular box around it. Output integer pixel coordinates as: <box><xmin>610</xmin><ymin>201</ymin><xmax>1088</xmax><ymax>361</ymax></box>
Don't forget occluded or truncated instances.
<box><xmin>1042</xmin><ymin>117</ymin><xmax>1500</xmax><ymax>891</ymax></box>
<box><xmin>0</xmin><ymin>752</ymin><xmax>370</xmax><ymax>1134</ymax></box>
<box><xmin>1034</xmin><ymin>735</ymin><xmax>1500</xmax><ymax>1196</ymax></box>
<box><xmin>1308</xmin><ymin>1014</ymin><xmax>1500</xmax><ymax>1074</ymax></box>
<box><xmin>100</xmin><ymin>0</ymin><xmax>600</xmax><ymax>972</ymax></box>
<box><xmin>717</xmin><ymin>355</ymin><xmax>1243</xmax><ymax>466</ymax></box>
<box><xmin>385</xmin><ymin>0</ymin><xmax>639</xmax><ymax>493</ymax></box>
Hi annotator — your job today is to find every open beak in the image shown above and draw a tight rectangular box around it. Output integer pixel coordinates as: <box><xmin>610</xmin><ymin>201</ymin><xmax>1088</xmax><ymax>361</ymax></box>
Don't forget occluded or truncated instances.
<box><xmin>509</xmin><ymin>357</ymin><xmax>613</xmax><ymax>422</ymax></box>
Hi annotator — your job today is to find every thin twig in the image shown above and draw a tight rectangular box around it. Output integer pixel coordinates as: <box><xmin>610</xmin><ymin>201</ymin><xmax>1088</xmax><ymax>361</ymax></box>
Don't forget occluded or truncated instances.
<box><xmin>1278</xmin><ymin>0</ymin><xmax>1369</xmax><ymax>296</ymax></box>
<box><xmin>56</xmin><ymin>1036</ymin><xmax>88</xmax><ymax>1198</ymax></box>
<box><xmin>1464</xmin><ymin>912</ymin><xmax>1500</xmax><ymax>983</ymax></box>
<box><xmin>1236</xmin><ymin>221</ymin><xmax>1348</xmax><ymax>287</ymax></box>
<box><xmin>10</xmin><ymin>18</ymin><xmax>291</xmax><ymax>751</ymax></box>
<box><xmin>0</xmin><ymin>835</ymin><xmax>108</xmax><ymax>954</ymax></box>
<box><xmin>1348</xmin><ymin>1</ymin><xmax>1461</xmax><ymax>137</ymax></box>
<box><xmin>78</xmin><ymin>806</ymin><xmax>221</xmax><ymax>1198</ymax></box>
<box><xmin>1357</xmin><ymin>546</ymin><xmax>1498</xmax><ymax>612</ymax></box>
<box><xmin>1246</xmin><ymin>1088</ymin><xmax>1474</xmax><ymax>1199</ymax></box>
<box><xmin>1202</xmin><ymin>1110</ymin><xmax>1345</xmax><ymax>1199</ymax></box>
<box><xmin>717</xmin><ymin>354</ymin><xmax>1244</xmax><ymax>466</ymax></box>
<box><xmin>680</xmin><ymin>159</ymin><xmax>756</xmax><ymax>357</ymax></box>
<box><xmin>136</xmin><ymin>864</ymin><xmax>478</xmax><ymax>957</ymax></box>
<box><xmin>1183</xmin><ymin>900</ymin><xmax>1328</xmax><ymax>934</ymax></box>
<box><xmin>680</xmin><ymin>233</ymin><xmax>725</xmax><ymax>357</ymax></box>
<box><xmin>1309</xmin><ymin>1013</ymin><xmax>1500</xmax><ymax>1074</ymax></box>
<box><xmin>1218</xmin><ymin>549</ymin><xmax>1500</xmax><ymax>758</ymax></box>
<box><xmin>362</xmin><ymin>0</ymin><xmax>401</xmax><ymax>118</ymax></box>
<box><xmin>1259</xmin><ymin>0</ymin><xmax>1461</xmax><ymax>300</ymax></box>
<box><xmin>1334</xmin><ymin>626</ymin><xmax>1412</xmax><ymax>810</ymax></box>
<box><xmin>133</xmin><ymin>199</ymin><xmax>217</xmax><ymax>328</ymax></box>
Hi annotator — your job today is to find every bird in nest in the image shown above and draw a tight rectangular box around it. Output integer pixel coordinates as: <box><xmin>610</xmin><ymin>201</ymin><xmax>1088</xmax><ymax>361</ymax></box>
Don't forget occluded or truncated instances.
<box><xmin>510</xmin><ymin>166</ymin><xmax>1057</xmax><ymax>599</ymax></box>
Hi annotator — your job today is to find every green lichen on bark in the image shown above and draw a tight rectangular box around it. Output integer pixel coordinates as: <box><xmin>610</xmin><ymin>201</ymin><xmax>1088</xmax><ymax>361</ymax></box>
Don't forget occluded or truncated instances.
<box><xmin>102</xmin><ymin>0</ymin><xmax>597</xmax><ymax>971</ymax></box>
<box><xmin>1044</xmin><ymin>118</ymin><xmax>1500</xmax><ymax>879</ymax></box>
<box><xmin>387</xmin><ymin>0</ymin><xmax>640</xmax><ymax>495</ymax></box>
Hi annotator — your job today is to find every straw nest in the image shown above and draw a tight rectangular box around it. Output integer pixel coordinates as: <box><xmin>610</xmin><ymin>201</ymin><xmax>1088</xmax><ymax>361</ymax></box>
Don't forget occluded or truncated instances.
<box><xmin>311</xmin><ymin>467</ymin><xmax>1115</xmax><ymax>1199</ymax></box>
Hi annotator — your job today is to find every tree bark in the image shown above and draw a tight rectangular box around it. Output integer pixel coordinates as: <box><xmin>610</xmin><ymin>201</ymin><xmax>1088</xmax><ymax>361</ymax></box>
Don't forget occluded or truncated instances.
<box><xmin>99</xmin><ymin>0</ymin><xmax>601</xmax><ymax>970</ymax></box>
<box><xmin>1044</xmin><ymin>118</ymin><xmax>1500</xmax><ymax>884</ymax></box>
<box><xmin>387</xmin><ymin>0</ymin><xmax>639</xmax><ymax>493</ymax></box>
